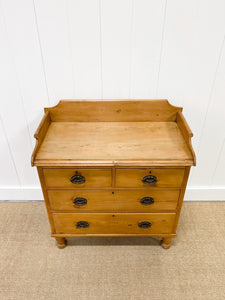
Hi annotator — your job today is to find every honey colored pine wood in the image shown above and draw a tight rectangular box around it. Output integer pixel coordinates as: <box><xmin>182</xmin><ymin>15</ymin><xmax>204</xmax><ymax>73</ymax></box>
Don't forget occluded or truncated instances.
<box><xmin>37</xmin><ymin>167</ymin><xmax>55</xmax><ymax>234</ymax></box>
<box><xmin>116</xmin><ymin>168</ymin><xmax>185</xmax><ymax>188</ymax></box>
<box><xmin>44</xmin><ymin>99</ymin><xmax>182</xmax><ymax>122</ymax></box>
<box><xmin>177</xmin><ymin>111</ymin><xmax>196</xmax><ymax>166</ymax></box>
<box><xmin>55</xmin><ymin>237</ymin><xmax>67</xmax><ymax>249</ymax></box>
<box><xmin>52</xmin><ymin>213</ymin><xmax>176</xmax><ymax>234</ymax></box>
<box><xmin>32</xmin><ymin>99</ymin><xmax>196</xmax><ymax>249</ymax></box>
<box><xmin>43</xmin><ymin>168</ymin><xmax>112</xmax><ymax>188</ymax></box>
<box><xmin>31</xmin><ymin>112</ymin><xmax>50</xmax><ymax>167</ymax></box>
<box><xmin>34</xmin><ymin>122</ymin><xmax>193</xmax><ymax>167</ymax></box>
<box><xmin>161</xmin><ymin>237</ymin><xmax>173</xmax><ymax>249</ymax></box>
<box><xmin>47</xmin><ymin>189</ymin><xmax>180</xmax><ymax>212</ymax></box>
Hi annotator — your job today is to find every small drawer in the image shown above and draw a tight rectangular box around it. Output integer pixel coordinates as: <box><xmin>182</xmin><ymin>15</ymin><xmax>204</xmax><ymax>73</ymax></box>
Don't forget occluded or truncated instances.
<box><xmin>116</xmin><ymin>168</ymin><xmax>185</xmax><ymax>188</ymax></box>
<box><xmin>48</xmin><ymin>189</ymin><xmax>179</xmax><ymax>212</ymax></box>
<box><xmin>52</xmin><ymin>213</ymin><xmax>176</xmax><ymax>234</ymax></box>
<box><xmin>43</xmin><ymin>168</ymin><xmax>112</xmax><ymax>188</ymax></box>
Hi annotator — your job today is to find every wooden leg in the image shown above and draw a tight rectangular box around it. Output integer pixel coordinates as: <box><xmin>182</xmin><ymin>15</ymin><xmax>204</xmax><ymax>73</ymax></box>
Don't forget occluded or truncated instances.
<box><xmin>55</xmin><ymin>237</ymin><xmax>67</xmax><ymax>249</ymax></box>
<box><xmin>161</xmin><ymin>237</ymin><xmax>173</xmax><ymax>249</ymax></box>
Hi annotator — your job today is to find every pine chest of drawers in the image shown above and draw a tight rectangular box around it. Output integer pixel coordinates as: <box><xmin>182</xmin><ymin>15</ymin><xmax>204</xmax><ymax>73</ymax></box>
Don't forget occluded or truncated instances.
<box><xmin>31</xmin><ymin>100</ymin><xmax>196</xmax><ymax>249</ymax></box>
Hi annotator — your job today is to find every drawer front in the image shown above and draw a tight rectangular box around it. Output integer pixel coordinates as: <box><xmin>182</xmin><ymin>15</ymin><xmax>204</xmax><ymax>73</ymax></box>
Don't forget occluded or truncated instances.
<box><xmin>48</xmin><ymin>190</ymin><xmax>114</xmax><ymax>212</ymax></box>
<box><xmin>114</xmin><ymin>190</ymin><xmax>179</xmax><ymax>212</ymax></box>
<box><xmin>116</xmin><ymin>168</ymin><xmax>185</xmax><ymax>188</ymax></box>
<box><xmin>48</xmin><ymin>190</ymin><xmax>179</xmax><ymax>212</ymax></box>
<box><xmin>43</xmin><ymin>168</ymin><xmax>112</xmax><ymax>188</ymax></box>
<box><xmin>53</xmin><ymin>213</ymin><xmax>176</xmax><ymax>234</ymax></box>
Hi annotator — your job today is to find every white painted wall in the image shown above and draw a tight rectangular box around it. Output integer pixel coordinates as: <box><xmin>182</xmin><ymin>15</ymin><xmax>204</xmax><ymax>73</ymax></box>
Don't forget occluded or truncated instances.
<box><xmin>0</xmin><ymin>0</ymin><xmax>225</xmax><ymax>201</ymax></box>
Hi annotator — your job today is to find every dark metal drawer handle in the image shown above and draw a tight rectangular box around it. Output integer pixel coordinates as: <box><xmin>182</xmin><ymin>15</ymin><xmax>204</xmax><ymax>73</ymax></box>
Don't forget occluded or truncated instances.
<box><xmin>138</xmin><ymin>221</ymin><xmax>152</xmax><ymax>229</ymax></box>
<box><xmin>140</xmin><ymin>196</ymin><xmax>154</xmax><ymax>205</ymax></box>
<box><xmin>73</xmin><ymin>197</ymin><xmax>87</xmax><ymax>206</ymax></box>
<box><xmin>142</xmin><ymin>175</ymin><xmax>157</xmax><ymax>185</ymax></box>
<box><xmin>76</xmin><ymin>221</ymin><xmax>89</xmax><ymax>228</ymax></box>
<box><xmin>70</xmin><ymin>171</ymin><xmax>85</xmax><ymax>184</ymax></box>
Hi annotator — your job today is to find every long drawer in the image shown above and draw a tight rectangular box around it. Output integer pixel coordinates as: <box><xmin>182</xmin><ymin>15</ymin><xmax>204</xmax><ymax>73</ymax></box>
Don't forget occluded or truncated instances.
<box><xmin>48</xmin><ymin>190</ymin><xmax>180</xmax><ymax>212</ymax></box>
<box><xmin>52</xmin><ymin>213</ymin><xmax>176</xmax><ymax>234</ymax></box>
<box><xmin>43</xmin><ymin>168</ymin><xmax>112</xmax><ymax>188</ymax></box>
<box><xmin>116</xmin><ymin>168</ymin><xmax>185</xmax><ymax>188</ymax></box>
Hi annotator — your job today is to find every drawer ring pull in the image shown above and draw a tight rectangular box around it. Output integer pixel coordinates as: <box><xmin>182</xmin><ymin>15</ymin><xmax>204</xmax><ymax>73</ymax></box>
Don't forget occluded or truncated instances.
<box><xmin>76</xmin><ymin>221</ymin><xmax>89</xmax><ymax>228</ymax></box>
<box><xmin>140</xmin><ymin>197</ymin><xmax>154</xmax><ymax>205</ymax></box>
<box><xmin>142</xmin><ymin>175</ymin><xmax>157</xmax><ymax>185</ymax></box>
<box><xmin>70</xmin><ymin>171</ymin><xmax>85</xmax><ymax>184</ymax></box>
<box><xmin>73</xmin><ymin>197</ymin><xmax>87</xmax><ymax>206</ymax></box>
<box><xmin>138</xmin><ymin>221</ymin><xmax>152</xmax><ymax>229</ymax></box>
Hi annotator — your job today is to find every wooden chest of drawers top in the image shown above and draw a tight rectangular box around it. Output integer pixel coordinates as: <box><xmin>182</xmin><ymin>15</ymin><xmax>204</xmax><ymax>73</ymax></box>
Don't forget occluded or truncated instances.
<box><xmin>31</xmin><ymin>100</ymin><xmax>195</xmax><ymax>167</ymax></box>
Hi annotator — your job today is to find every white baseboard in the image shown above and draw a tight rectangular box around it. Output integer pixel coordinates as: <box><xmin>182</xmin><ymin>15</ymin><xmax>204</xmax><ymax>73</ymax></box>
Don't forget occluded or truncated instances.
<box><xmin>0</xmin><ymin>187</ymin><xmax>43</xmax><ymax>201</ymax></box>
<box><xmin>184</xmin><ymin>187</ymin><xmax>225</xmax><ymax>201</ymax></box>
<box><xmin>0</xmin><ymin>186</ymin><xmax>225</xmax><ymax>201</ymax></box>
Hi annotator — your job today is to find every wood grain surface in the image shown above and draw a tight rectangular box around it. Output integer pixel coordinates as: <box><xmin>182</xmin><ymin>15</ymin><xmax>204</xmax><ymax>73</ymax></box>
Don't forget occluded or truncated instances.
<box><xmin>48</xmin><ymin>189</ymin><xmax>180</xmax><ymax>212</ymax></box>
<box><xmin>43</xmin><ymin>168</ymin><xmax>112</xmax><ymax>188</ymax></box>
<box><xmin>35</xmin><ymin>121</ymin><xmax>193</xmax><ymax>166</ymax></box>
<box><xmin>52</xmin><ymin>212</ymin><xmax>176</xmax><ymax>234</ymax></box>
<box><xmin>32</xmin><ymin>100</ymin><xmax>195</xmax><ymax>248</ymax></box>
<box><xmin>116</xmin><ymin>168</ymin><xmax>185</xmax><ymax>188</ymax></box>
<box><xmin>45</xmin><ymin>99</ymin><xmax>182</xmax><ymax>122</ymax></box>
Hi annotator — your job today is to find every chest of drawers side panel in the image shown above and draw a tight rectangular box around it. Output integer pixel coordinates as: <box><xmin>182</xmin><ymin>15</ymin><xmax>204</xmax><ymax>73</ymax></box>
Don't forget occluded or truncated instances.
<box><xmin>37</xmin><ymin>167</ymin><xmax>55</xmax><ymax>233</ymax></box>
<box><xmin>173</xmin><ymin>166</ymin><xmax>191</xmax><ymax>232</ymax></box>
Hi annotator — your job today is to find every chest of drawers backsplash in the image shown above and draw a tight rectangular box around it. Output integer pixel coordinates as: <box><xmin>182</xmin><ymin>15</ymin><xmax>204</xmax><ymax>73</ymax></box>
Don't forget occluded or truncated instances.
<box><xmin>32</xmin><ymin>100</ymin><xmax>196</xmax><ymax>249</ymax></box>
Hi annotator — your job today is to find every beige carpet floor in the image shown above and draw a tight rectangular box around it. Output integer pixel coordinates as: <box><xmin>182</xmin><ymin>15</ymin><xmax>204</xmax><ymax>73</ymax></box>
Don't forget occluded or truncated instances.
<box><xmin>0</xmin><ymin>202</ymin><xmax>224</xmax><ymax>300</ymax></box>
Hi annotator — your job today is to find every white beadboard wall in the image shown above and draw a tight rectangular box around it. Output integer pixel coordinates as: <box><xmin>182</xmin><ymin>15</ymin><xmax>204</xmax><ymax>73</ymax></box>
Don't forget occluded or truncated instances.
<box><xmin>0</xmin><ymin>0</ymin><xmax>225</xmax><ymax>201</ymax></box>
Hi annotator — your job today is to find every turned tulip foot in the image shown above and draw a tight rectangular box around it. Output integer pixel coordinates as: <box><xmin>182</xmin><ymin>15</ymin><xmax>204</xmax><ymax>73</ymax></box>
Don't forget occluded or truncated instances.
<box><xmin>55</xmin><ymin>237</ymin><xmax>67</xmax><ymax>249</ymax></box>
<box><xmin>161</xmin><ymin>237</ymin><xmax>173</xmax><ymax>249</ymax></box>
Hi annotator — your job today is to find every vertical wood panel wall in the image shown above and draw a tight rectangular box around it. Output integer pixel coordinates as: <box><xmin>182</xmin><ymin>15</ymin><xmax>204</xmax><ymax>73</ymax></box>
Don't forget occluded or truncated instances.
<box><xmin>0</xmin><ymin>0</ymin><xmax>225</xmax><ymax>200</ymax></box>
